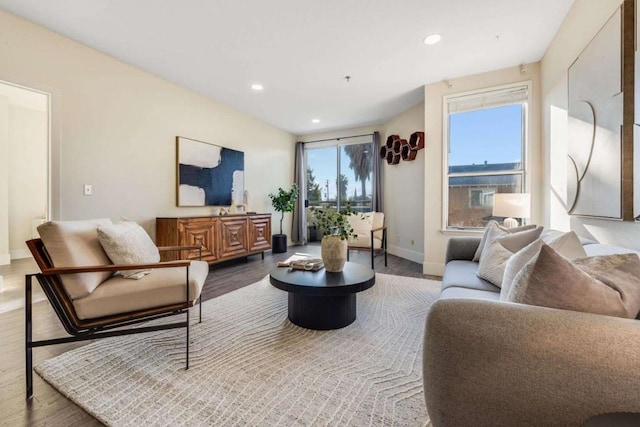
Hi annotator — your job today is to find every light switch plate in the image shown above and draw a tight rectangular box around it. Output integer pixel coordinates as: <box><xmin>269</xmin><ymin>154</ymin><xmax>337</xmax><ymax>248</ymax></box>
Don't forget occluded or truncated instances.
<box><xmin>83</xmin><ymin>184</ymin><xmax>92</xmax><ymax>196</ymax></box>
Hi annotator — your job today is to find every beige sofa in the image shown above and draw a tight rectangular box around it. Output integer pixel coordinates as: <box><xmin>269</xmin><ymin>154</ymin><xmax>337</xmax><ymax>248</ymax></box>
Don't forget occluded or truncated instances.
<box><xmin>423</xmin><ymin>234</ymin><xmax>640</xmax><ymax>426</ymax></box>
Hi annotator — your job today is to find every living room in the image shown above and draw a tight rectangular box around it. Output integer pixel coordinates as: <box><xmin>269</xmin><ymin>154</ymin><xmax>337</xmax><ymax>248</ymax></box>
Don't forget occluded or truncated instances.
<box><xmin>1</xmin><ymin>0</ymin><xmax>639</xmax><ymax>425</ymax></box>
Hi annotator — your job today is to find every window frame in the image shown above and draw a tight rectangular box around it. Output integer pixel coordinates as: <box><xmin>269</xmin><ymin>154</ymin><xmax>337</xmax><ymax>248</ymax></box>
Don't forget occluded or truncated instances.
<box><xmin>442</xmin><ymin>81</ymin><xmax>531</xmax><ymax>231</ymax></box>
<box><xmin>304</xmin><ymin>137</ymin><xmax>375</xmax><ymax>212</ymax></box>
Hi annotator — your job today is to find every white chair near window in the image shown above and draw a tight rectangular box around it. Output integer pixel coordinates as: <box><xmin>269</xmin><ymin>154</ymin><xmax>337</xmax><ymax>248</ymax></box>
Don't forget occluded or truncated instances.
<box><xmin>346</xmin><ymin>212</ymin><xmax>387</xmax><ymax>269</ymax></box>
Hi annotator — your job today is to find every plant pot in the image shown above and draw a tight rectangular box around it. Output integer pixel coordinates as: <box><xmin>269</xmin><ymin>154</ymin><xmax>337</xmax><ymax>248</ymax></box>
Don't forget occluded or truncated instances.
<box><xmin>272</xmin><ymin>234</ymin><xmax>287</xmax><ymax>253</ymax></box>
<box><xmin>321</xmin><ymin>235</ymin><xmax>347</xmax><ymax>272</ymax></box>
<box><xmin>308</xmin><ymin>226</ymin><xmax>319</xmax><ymax>242</ymax></box>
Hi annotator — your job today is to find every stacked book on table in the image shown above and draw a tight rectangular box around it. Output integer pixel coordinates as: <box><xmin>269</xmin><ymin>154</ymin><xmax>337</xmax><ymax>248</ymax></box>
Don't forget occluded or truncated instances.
<box><xmin>277</xmin><ymin>253</ymin><xmax>325</xmax><ymax>271</ymax></box>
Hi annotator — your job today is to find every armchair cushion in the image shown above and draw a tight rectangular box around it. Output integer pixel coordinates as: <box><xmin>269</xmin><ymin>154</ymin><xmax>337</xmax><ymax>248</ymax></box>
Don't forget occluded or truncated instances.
<box><xmin>73</xmin><ymin>260</ymin><xmax>209</xmax><ymax>319</ymax></box>
<box><xmin>347</xmin><ymin>212</ymin><xmax>385</xmax><ymax>245</ymax></box>
<box><xmin>97</xmin><ymin>219</ymin><xmax>160</xmax><ymax>279</ymax></box>
<box><xmin>38</xmin><ymin>219</ymin><xmax>114</xmax><ymax>299</ymax></box>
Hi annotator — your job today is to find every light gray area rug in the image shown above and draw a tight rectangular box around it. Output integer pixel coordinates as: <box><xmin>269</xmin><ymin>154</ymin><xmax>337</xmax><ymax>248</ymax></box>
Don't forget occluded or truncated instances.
<box><xmin>36</xmin><ymin>273</ymin><xmax>440</xmax><ymax>426</ymax></box>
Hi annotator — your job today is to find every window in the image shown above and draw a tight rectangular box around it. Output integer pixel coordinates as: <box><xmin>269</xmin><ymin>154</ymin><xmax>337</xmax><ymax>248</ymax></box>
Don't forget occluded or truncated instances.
<box><xmin>305</xmin><ymin>140</ymin><xmax>374</xmax><ymax>213</ymax></box>
<box><xmin>444</xmin><ymin>83</ymin><xmax>529</xmax><ymax>229</ymax></box>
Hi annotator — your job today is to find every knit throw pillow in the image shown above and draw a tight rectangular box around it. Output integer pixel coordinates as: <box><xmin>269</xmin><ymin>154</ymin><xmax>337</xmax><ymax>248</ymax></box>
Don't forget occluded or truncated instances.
<box><xmin>98</xmin><ymin>220</ymin><xmax>160</xmax><ymax>279</ymax></box>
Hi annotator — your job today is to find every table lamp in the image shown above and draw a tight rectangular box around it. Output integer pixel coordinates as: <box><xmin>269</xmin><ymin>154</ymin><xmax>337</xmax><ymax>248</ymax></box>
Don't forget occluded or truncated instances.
<box><xmin>492</xmin><ymin>193</ymin><xmax>531</xmax><ymax>228</ymax></box>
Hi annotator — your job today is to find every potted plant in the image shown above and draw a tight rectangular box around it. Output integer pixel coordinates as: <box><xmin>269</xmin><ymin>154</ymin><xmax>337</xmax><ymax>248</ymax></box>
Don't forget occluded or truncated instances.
<box><xmin>309</xmin><ymin>204</ymin><xmax>356</xmax><ymax>272</ymax></box>
<box><xmin>268</xmin><ymin>184</ymin><xmax>299</xmax><ymax>253</ymax></box>
<box><xmin>306</xmin><ymin>207</ymin><xmax>322</xmax><ymax>242</ymax></box>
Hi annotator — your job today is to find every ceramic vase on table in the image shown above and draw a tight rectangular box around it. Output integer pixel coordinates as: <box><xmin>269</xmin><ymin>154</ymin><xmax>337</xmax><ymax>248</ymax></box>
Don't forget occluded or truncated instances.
<box><xmin>321</xmin><ymin>235</ymin><xmax>347</xmax><ymax>272</ymax></box>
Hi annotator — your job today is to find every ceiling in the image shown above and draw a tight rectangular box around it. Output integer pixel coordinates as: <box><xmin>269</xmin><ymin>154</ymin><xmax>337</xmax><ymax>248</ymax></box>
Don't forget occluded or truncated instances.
<box><xmin>0</xmin><ymin>0</ymin><xmax>574</xmax><ymax>135</ymax></box>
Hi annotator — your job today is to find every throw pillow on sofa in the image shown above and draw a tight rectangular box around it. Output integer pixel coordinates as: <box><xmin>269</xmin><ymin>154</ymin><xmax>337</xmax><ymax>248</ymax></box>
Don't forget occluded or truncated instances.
<box><xmin>476</xmin><ymin>226</ymin><xmax>543</xmax><ymax>287</ymax></box>
<box><xmin>506</xmin><ymin>245</ymin><xmax>640</xmax><ymax>319</ymax></box>
<box><xmin>473</xmin><ymin>220</ymin><xmax>537</xmax><ymax>262</ymax></box>
<box><xmin>500</xmin><ymin>231</ymin><xmax>586</xmax><ymax>300</ymax></box>
<box><xmin>97</xmin><ymin>219</ymin><xmax>160</xmax><ymax>279</ymax></box>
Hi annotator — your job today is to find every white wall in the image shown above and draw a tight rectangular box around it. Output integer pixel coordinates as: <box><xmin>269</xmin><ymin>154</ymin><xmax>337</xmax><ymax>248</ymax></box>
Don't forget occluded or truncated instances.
<box><xmin>381</xmin><ymin>103</ymin><xmax>425</xmax><ymax>263</ymax></box>
<box><xmin>0</xmin><ymin>97</ymin><xmax>9</xmax><ymax>264</ymax></box>
<box><xmin>540</xmin><ymin>0</ymin><xmax>640</xmax><ymax>249</ymax></box>
<box><xmin>423</xmin><ymin>63</ymin><xmax>542</xmax><ymax>275</ymax></box>
<box><xmin>0</xmin><ymin>10</ymin><xmax>296</xmax><ymax>239</ymax></box>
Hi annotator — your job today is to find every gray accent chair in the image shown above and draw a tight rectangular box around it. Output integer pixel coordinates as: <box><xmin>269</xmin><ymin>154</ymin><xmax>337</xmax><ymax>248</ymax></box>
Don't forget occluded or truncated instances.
<box><xmin>423</xmin><ymin>236</ymin><xmax>640</xmax><ymax>426</ymax></box>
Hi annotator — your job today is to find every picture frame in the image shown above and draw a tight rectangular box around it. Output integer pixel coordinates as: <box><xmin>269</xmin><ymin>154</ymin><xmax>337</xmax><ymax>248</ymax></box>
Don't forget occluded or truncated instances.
<box><xmin>176</xmin><ymin>136</ymin><xmax>244</xmax><ymax>207</ymax></box>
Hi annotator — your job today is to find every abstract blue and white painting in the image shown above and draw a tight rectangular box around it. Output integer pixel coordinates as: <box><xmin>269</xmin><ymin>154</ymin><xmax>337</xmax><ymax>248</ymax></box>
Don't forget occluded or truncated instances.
<box><xmin>176</xmin><ymin>136</ymin><xmax>244</xmax><ymax>207</ymax></box>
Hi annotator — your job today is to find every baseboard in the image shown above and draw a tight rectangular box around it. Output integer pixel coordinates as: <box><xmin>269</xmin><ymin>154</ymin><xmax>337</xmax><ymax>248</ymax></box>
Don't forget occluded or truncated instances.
<box><xmin>423</xmin><ymin>261</ymin><xmax>444</xmax><ymax>276</ymax></box>
<box><xmin>387</xmin><ymin>245</ymin><xmax>423</xmax><ymax>264</ymax></box>
<box><xmin>0</xmin><ymin>253</ymin><xmax>10</xmax><ymax>266</ymax></box>
<box><xmin>10</xmin><ymin>249</ymin><xmax>32</xmax><ymax>260</ymax></box>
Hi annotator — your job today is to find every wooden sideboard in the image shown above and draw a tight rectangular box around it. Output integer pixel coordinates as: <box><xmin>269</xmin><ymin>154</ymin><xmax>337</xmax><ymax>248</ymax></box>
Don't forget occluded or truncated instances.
<box><xmin>156</xmin><ymin>214</ymin><xmax>272</xmax><ymax>263</ymax></box>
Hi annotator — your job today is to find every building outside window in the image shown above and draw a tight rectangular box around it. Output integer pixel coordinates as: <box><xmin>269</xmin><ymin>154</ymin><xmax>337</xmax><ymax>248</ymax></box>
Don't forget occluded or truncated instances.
<box><xmin>443</xmin><ymin>83</ymin><xmax>529</xmax><ymax>229</ymax></box>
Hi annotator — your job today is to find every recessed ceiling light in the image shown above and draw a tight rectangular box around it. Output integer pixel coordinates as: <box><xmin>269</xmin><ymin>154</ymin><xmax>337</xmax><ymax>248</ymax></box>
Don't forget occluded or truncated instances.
<box><xmin>312</xmin><ymin>119</ymin><xmax>320</xmax><ymax>123</ymax></box>
<box><xmin>423</xmin><ymin>33</ymin><xmax>442</xmax><ymax>45</ymax></box>
<box><xmin>251</xmin><ymin>83</ymin><xmax>264</xmax><ymax>91</ymax></box>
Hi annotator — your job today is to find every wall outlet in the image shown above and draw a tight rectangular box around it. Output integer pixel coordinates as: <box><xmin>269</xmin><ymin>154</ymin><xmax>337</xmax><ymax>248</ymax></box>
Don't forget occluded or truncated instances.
<box><xmin>83</xmin><ymin>184</ymin><xmax>92</xmax><ymax>196</ymax></box>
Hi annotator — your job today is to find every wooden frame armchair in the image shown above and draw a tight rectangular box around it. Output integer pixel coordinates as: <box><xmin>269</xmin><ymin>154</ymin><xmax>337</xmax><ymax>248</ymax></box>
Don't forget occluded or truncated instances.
<box><xmin>346</xmin><ymin>212</ymin><xmax>388</xmax><ymax>269</ymax></box>
<box><xmin>25</xmin><ymin>238</ymin><xmax>206</xmax><ymax>399</ymax></box>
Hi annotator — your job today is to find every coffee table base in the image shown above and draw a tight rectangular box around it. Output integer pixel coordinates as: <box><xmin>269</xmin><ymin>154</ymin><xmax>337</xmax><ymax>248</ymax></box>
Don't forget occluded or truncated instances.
<box><xmin>288</xmin><ymin>293</ymin><xmax>356</xmax><ymax>330</ymax></box>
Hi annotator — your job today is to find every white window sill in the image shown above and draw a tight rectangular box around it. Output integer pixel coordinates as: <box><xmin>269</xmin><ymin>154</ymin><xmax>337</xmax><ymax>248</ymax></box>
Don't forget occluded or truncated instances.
<box><xmin>440</xmin><ymin>228</ymin><xmax>484</xmax><ymax>235</ymax></box>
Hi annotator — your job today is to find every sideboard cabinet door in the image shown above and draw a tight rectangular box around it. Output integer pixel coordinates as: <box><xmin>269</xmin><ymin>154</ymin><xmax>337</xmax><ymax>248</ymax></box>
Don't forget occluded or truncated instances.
<box><xmin>218</xmin><ymin>216</ymin><xmax>249</xmax><ymax>258</ymax></box>
<box><xmin>248</xmin><ymin>215</ymin><xmax>271</xmax><ymax>252</ymax></box>
<box><xmin>178</xmin><ymin>218</ymin><xmax>218</xmax><ymax>262</ymax></box>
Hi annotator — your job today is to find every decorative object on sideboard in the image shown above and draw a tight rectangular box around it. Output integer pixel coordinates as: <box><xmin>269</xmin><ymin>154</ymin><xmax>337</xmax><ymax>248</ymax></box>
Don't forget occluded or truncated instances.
<box><xmin>176</xmin><ymin>136</ymin><xmax>244</xmax><ymax>207</ymax></box>
<box><xmin>492</xmin><ymin>193</ymin><xmax>531</xmax><ymax>228</ymax></box>
<box><xmin>268</xmin><ymin>184</ymin><xmax>299</xmax><ymax>253</ymax></box>
<box><xmin>379</xmin><ymin>132</ymin><xmax>424</xmax><ymax>165</ymax></box>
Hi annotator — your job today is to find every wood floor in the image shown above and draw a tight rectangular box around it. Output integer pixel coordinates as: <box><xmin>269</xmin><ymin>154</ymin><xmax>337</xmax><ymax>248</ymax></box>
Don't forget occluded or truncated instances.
<box><xmin>0</xmin><ymin>245</ymin><xmax>433</xmax><ymax>426</ymax></box>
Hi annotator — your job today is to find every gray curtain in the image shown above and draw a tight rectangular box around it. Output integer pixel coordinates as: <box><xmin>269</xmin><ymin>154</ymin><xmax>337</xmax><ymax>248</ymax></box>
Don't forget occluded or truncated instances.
<box><xmin>291</xmin><ymin>141</ymin><xmax>306</xmax><ymax>243</ymax></box>
<box><xmin>372</xmin><ymin>131</ymin><xmax>383</xmax><ymax>212</ymax></box>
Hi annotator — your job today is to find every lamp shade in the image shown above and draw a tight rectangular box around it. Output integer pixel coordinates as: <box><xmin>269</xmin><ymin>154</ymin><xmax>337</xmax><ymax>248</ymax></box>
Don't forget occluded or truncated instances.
<box><xmin>493</xmin><ymin>193</ymin><xmax>531</xmax><ymax>219</ymax></box>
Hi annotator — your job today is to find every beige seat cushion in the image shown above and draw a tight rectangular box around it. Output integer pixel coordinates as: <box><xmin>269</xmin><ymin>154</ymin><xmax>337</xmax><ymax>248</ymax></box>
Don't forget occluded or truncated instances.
<box><xmin>347</xmin><ymin>212</ymin><xmax>384</xmax><ymax>246</ymax></box>
<box><xmin>38</xmin><ymin>219</ymin><xmax>114</xmax><ymax>299</ymax></box>
<box><xmin>73</xmin><ymin>260</ymin><xmax>209</xmax><ymax>320</ymax></box>
<box><xmin>349</xmin><ymin>235</ymin><xmax>383</xmax><ymax>249</ymax></box>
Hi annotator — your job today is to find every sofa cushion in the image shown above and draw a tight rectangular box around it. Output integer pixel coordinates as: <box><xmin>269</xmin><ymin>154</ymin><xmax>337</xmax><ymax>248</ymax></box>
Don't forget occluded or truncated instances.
<box><xmin>73</xmin><ymin>260</ymin><xmax>209</xmax><ymax>320</ymax></box>
<box><xmin>442</xmin><ymin>260</ymin><xmax>500</xmax><ymax>293</ymax></box>
<box><xmin>476</xmin><ymin>227</ymin><xmax>543</xmax><ymax>287</ymax></box>
<box><xmin>38</xmin><ymin>219</ymin><xmax>114</xmax><ymax>299</ymax></box>
<box><xmin>507</xmin><ymin>245</ymin><xmax>640</xmax><ymax>319</ymax></box>
<box><xmin>500</xmin><ymin>231</ymin><xmax>586</xmax><ymax>299</ymax></box>
<box><xmin>97</xmin><ymin>219</ymin><xmax>160</xmax><ymax>279</ymax></box>
<box><xmin>473</xmin><ymin>221</ymin><xmax>537</xmax><ymax>262</ymax></box>
<box><xmin>439</xmin><ymin>286</ymin><xmax>501</xmax><ymax>301</ymax></box>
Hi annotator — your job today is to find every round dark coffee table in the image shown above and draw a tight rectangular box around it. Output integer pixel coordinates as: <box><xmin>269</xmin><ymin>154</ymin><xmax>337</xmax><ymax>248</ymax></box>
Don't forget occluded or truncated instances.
<box><xmin>270</xmin><ymin>262</ymin><xmax>376</xmax><ymax>330</ymax></box>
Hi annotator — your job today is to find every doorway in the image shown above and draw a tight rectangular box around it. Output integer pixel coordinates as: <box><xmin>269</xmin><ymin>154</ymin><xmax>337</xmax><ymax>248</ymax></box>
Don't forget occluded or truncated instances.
<box><xmin>0</xmin><ymin>81</ymin><xmax>50</xmax><ymax>264</ymax></box>
<box><xmin>305</xmin><ymin>139</ymin><xmax>374</xmax><ymax>240</ymax></box>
